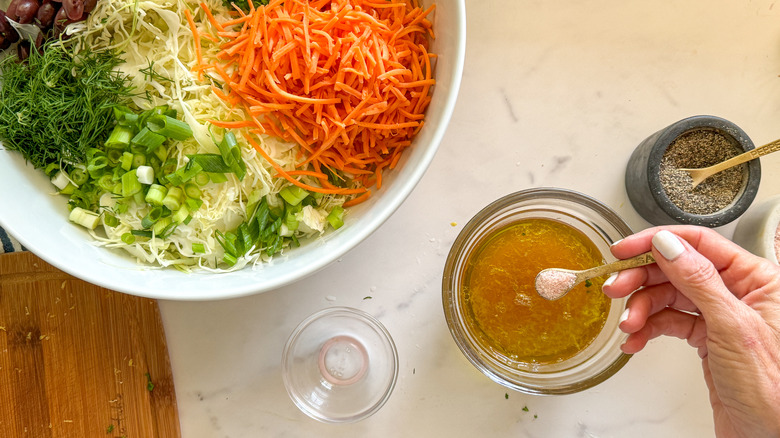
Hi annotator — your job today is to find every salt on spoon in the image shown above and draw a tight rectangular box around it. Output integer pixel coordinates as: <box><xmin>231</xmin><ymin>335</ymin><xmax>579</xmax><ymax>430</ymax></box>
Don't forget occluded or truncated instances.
<box><xmin>535</xmin><ymin>251</ymin><xmax>656</xmax><ymax>300</ymax></box>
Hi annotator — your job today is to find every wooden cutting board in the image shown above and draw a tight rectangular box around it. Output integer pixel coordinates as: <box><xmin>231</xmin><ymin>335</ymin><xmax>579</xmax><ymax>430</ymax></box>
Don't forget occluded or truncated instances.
<box><xmin>0</xmin><ymin>252</ymin><xmax>180</xmax><ymax>437</ymax></box>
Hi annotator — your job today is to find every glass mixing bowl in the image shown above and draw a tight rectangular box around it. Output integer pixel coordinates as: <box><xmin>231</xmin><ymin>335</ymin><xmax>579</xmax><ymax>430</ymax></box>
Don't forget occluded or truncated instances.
<box><xmin>442</xmin><ymin>187</ymin><xmax>633</xmax><ymax>395</ymax></box>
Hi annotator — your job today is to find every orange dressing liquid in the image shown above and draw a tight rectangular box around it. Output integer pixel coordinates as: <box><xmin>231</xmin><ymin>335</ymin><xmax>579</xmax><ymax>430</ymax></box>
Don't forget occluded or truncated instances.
<box><xmin>463</xmin><ymin>218</ymin><xmax>610</xmax><ymax>364</ymax></box>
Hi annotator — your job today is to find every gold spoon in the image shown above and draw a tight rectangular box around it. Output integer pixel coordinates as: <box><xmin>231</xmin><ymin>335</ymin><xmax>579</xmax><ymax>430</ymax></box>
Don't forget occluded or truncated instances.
<box><xmin>681</xmin><ymin>138</ymin><xmax>780</xmax><ymax>189</ymax></box>
<box><xmin>534</xmin><ymin>251</ymin><xmax>656</xmax><ymax>301</ymax></box>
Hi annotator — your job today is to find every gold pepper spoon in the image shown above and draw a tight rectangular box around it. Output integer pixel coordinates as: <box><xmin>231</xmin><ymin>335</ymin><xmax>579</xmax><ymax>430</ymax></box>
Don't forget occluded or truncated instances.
<box><xmin>680</xmin><ymin>138</ymin><xmax>780</xmax><ymax>189</ymax></box>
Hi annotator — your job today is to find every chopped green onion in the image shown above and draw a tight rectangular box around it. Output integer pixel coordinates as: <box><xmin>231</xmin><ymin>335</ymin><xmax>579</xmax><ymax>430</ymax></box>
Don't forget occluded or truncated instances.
<box><xmin>148</xmin><ymin>156</ymin><xmax>162</xmax><ymax>173</ymax></box>
<box><xmin>120</xmin><ymin>151</ymin><xmax>134</xmax><ymax>171</ymax></box>
<box><xmin>131</xmin><ymin>127</ymin><xmax>166</xmax><ymax>152</ymax></box>
<box><xmin>326</xmin><ymin>206</ymin><xmax>345</xmax><ymax>230</ymax></box>
<box><xmin>105</xmin><ymin>125</ymin><xmax>134</xmax><ymax>148</ymax></box>
<box><xmin>246</xmin><ymin>190</ymin><xmax>263</xmax><ymax>218</ymax></box>
<box><xmin>146</xmin><ymin>114</ymin><xmax>194</xmax><ymax>140</ymax></box>
<box><xmin>283</xmin><ymin>210</ymin><xmax>299</xmax><ymax>233</ymax></box>
<box><xmin>121</xmin><ymin>170</ymin><xmax>142</xmax><ymax>197</ymax></box>
<box><xmin>163</xmin><ymin>187</ymin><xmax>184</xmax><ymax>211</ymax></box>
<box><xmin>279</xmin><ymin>186</ymin><xmax>309</xmax><ymax>206</ymax></box>
<box><xmin>131</xmin><ymin>229</ymin><xmax>153</xmax><ymax>239</ymax></box>
<box><xmin>194</xmin><ymin>172</ymin><xmax>210</xmax><ymax>186</ymax></box>
<box><xmin>86</xmin><ymin>148</ymin><xmax>105</xmax><ymax>162</ymax></box>
<box><xmin>187</xmin><ymin>154</ymin><xmax>232</xmax><ymax>173</ymax></box>
<box><xmin>192</xmin><ymin>243</ymin><xmax>206</xmax><ymax>254</ymax></box>
<box><xmin>144</xmin><ymin>184</ymin><xmax>168</xmax><ymax>207</ymax></box>
<box><xmin>223</xmin><ymin>253</ymin><xmax>238</xmax><ymax>266</ymax></box>
<box><xmin>153</xmin><ymin>217</ymin><xmax>173</xmax><ymax>236</ymax></box>
<box><xmin>151</xmin><ymin>105</ymin><xmax>177</xmax><ymax>119</ymax></box>
<box><xmin>69</xmin><ymin>207</ymin><xmax>100</xmax><ymax>230</ymax></box>
<box><xmin>264</xmin><ymin>233</ymin><xmax>283</xmax><ymax>256</ymax></box>
<box><xmin>233</xmin><ymin>224</ymin><xmax>248</xmax><ymax>254</ymax></box>
<box><xmin>114</xmin><ymin>105</ymin><xmax>138</xmax><ymax>125</ymax></box>
<box><xmin>172</xmin><ymin>205</ymin><xmax>190</xmax><ymax>223</ymax></box>
<box><xmin>44</xmin><ymin>163</ymin><xmax>60</xmax><ymax>176</ymax></box>
<box><xmin>152</xmin><ymin>144</ymin><xmax>168</xmax><ymax>162</ymax></box>
<box><xmin>185</xmin><ymin>198</ymin><xmax>203</xmax><ymax>212</ymax></box>
<box><xmin>208</xmin><ymin>172</ymin><xmax>228</xmax><ymax>183</ymax></box>
<box><xmin>106</xmin><ymin>148</ymin><xmax>124</xmax><ymax>166</ymax></box>
<box><xmin>103</xmin><ymin>213</ymin><xmax>119</xmax><ymax>227</ymax></box>
<box><xmin>97</xmin><ymin>174</ymin><xmax>116</xmax><ymax>191</ymax></box>
<box><xmin>164</xmin><ymin>168</ymin><xmax>184</xmax><ymax>187</ymax></box>
<box><xmin>60</xmin><ymin>183</ymin><xmax>76</xmax><ymax>195</ymax></box>
<box><xmin>180</xmin><ymin>162</ymin><xmax>203</xmax><ymax>183</ymax></box>
<box><xmin>160</xmin><ymin>159</ymin><xmax>177</xmax><ymax>177</ymax></box>
<box><xmin>136</xmin><ymin>166</ymin><xmax>155</xmax><ymax>185</ymax></box>
<box><xmin>87</xmin><ymin>156</ymin><xmax>109</xmax><ymax>179</ymax></box>
<box><xmin>133</xmin><ymin>191</ymin><xmax>145</xmax><ymax>206</ymax></box>
<box><xmin>121</xmin><ymin>232</ymin><xmax>135</xmax><ymax>244</ymax></box>
<box><xmin>217</xmin><ymin>131</ymin><xmax>246</xmax><ymax>181</ymax></box>
<box><xmin>132</xmin><ymin>154</ymin><xmax>147</xmax><ymax>168</ymax></box>
<box><xmin>141</xmin><ymin>206</ymin><xmax>164</xmax><ymax>229</ymax></box>
<box><xmin>184</xmin><ymin>183</ymin><xmax>201</xmax><ymax>199</ymax></box>
<box><xmin>51</xmin><ymin>170</ymin><xmax>71</xmax><ymax>190</ymax></box>
<box><xmin>215</xmin><ymin>230</ymin><xmax>238</xmax><ymax>258</ymax></box>
<box><xmin>114</xmin><ymin>201</ymin><xmax>129</xmax><ymax>214</ymax></box>
<box><xmin>70</xmin><ymin>166</ymin><xmax>89</xmax><ymax>186</ymax></box>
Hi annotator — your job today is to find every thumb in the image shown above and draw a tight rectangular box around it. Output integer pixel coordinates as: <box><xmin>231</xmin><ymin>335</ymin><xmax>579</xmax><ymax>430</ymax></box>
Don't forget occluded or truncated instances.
<box><xmin>651</xmin><ymin>230</ymin><xmax>741</xmax><ymax>322</ymax></box>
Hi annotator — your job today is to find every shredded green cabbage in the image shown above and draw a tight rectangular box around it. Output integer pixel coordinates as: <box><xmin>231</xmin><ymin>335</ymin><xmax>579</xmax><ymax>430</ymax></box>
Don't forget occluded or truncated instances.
<box><xmin>68</xmin><ymin>0</ymin><xmax>346</xmax><ymax>270</ymax></box>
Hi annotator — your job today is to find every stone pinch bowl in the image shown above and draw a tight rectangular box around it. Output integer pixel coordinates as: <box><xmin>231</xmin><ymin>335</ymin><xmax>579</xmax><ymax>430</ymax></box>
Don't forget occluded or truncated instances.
<box><xmin>625</xmin><ymin>115</ymin><xmax>761</xmax><ymax>228</ymax></box>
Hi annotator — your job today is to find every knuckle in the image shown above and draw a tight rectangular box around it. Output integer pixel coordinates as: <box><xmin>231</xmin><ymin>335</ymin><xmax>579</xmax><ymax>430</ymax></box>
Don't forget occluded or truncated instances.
<box><xmin>680</xmin><ymin>258</ymin><xmax>720</xmax><ymax>289</ymax></box>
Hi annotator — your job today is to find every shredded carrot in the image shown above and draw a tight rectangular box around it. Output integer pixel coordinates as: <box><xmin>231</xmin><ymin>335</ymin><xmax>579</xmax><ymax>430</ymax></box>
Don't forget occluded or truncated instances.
<box><xmin>196</xmin><ymin>0</ymin><xmax>435</xmax><ymax>206</ymax></box>
<box><xmin>343</xmin><ymin>190</ymin><xmax>372</xmax><ymax>208</ymax></box>
<box><xmin>183</xmin><ymin>9</ymin><xmax>203</xmax><ymax>80</ymax></box>
<box><xmin>209</xmin><ymin>120</ymin><xmax>258</xmax><ymax>129</ymax></box>
<box><xmin>199</xmin><ymin>2</ymin><xmax>225</xmax><ymax>31</ymax></box>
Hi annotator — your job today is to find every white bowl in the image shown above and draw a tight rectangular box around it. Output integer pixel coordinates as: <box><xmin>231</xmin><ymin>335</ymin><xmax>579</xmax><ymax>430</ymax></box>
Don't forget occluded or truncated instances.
<box><xmin>0</xmin><ymin>1</ymin><xmax>466</xmax><ymax>300</ymax></box>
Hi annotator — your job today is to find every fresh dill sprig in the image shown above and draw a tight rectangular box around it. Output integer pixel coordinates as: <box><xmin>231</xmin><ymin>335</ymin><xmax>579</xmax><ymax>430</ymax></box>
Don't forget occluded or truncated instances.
<box><xmin>140</xmin><ymin>59</ymin><xmax>172</xmax><ymax>83</ymax></box>
<box><xmin>0</xmin><ymin>42</ymin><xmax>134</xmax><ymax>169</ymax></box>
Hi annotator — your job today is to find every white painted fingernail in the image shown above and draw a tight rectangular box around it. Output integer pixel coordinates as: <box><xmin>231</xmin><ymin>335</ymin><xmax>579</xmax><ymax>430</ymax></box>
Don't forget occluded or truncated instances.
<box><xmin>603</xmin><ymin>272</ymin><xmax>618</xmax><ymax>287</ymax></box>
<box><xmin>652</xmin><ymin>230</ymin><xmax>685</xmax><ymax>261</ymax></box>
<box><xmin>610</xmin><ymin>238</ymin><xmax>623</xmax><ymax>247</ymax></box>
<box><xmin>619</xmin><ymin>308</ymin><xmax>630</xmax><ymax>325</ymax></box>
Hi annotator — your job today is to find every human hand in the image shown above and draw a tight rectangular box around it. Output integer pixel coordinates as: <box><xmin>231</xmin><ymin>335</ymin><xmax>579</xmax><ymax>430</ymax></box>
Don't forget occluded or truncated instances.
<box><xmin>602</xmin><ymin>225</ymin><xmax>780</xmax><ymax>438</ymax></box>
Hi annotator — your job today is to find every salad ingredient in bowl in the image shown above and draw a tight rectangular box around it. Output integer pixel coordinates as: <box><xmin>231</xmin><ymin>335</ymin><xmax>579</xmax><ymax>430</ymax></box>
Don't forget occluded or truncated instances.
<box><xmin>0</xmin><ymin>0</ymin><xmax>436</xmax><ymax>272</ymax></box>
<box><xmin>0</xmin><ymin>0</ymin><xmax>465</xmax><ymax>300</ymax></box>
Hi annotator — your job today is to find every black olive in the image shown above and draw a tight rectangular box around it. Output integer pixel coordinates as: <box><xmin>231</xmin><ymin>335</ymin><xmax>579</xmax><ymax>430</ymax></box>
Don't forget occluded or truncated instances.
<box><xmin>36</xmin><ymin>0</ymin><xmax>56</xmax><ymax>28</ymax></box>
<box><xmin>14</xmin><ymin>0</ymin><xmax>40</xmax><ymax>24</ymax></box>
<box><xmin>6</xmin><ymin>0</ymin><xmax>20</xmax><ymax>20</ymax></box>
<box><xmin>62</xmin><ymin>0</ymin><xmax>82</xmax><ymax>21</ymax></box>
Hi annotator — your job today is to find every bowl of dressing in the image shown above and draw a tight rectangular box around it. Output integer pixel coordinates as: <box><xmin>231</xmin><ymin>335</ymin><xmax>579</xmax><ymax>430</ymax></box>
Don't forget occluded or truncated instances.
<box><xmin>442</xmin><ymin>188</ymin><xmax>632</xmax><ymax>395</ymax></box>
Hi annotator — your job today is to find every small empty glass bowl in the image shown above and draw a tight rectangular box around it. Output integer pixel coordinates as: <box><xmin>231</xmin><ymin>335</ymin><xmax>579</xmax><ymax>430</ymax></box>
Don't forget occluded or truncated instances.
<box><xmin>282</xmin><ymin>307</ymin><xmax>398</xmax><ymax>423</ymax></box>
<box><xmin>442</xmin><ymin>188</ymin><xmax>632</xmax><ymax>395</ymax></box>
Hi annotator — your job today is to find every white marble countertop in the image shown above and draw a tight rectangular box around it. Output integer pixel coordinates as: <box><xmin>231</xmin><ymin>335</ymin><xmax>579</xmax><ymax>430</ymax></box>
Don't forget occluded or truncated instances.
<box><xmin>159</xmin><ymin>1</ymin><xmax>780</xmax><ymax>436</ymax></box>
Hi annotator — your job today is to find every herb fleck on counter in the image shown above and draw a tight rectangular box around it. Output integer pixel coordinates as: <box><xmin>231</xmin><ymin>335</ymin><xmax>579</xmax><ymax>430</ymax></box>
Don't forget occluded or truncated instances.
<box><xmin>145</xmin><ymin>372</ymin><xmax>154</xmax><ymax>392</ymax></box>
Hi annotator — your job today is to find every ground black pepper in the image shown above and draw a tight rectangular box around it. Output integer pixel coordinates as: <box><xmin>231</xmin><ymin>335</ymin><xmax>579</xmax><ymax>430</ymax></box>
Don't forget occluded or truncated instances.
<box><xmin>659</xmin><ymin>129</ymin><xmax>746</xmax><ymax>215</ymax></box>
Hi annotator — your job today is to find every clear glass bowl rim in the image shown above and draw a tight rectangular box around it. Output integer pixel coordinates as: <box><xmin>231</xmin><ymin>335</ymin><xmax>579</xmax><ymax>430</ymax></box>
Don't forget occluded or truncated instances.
<box><xmin>281</xmin><ymin>306</ymin><xmax>399</xmax><ymax>423</ymax></box>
